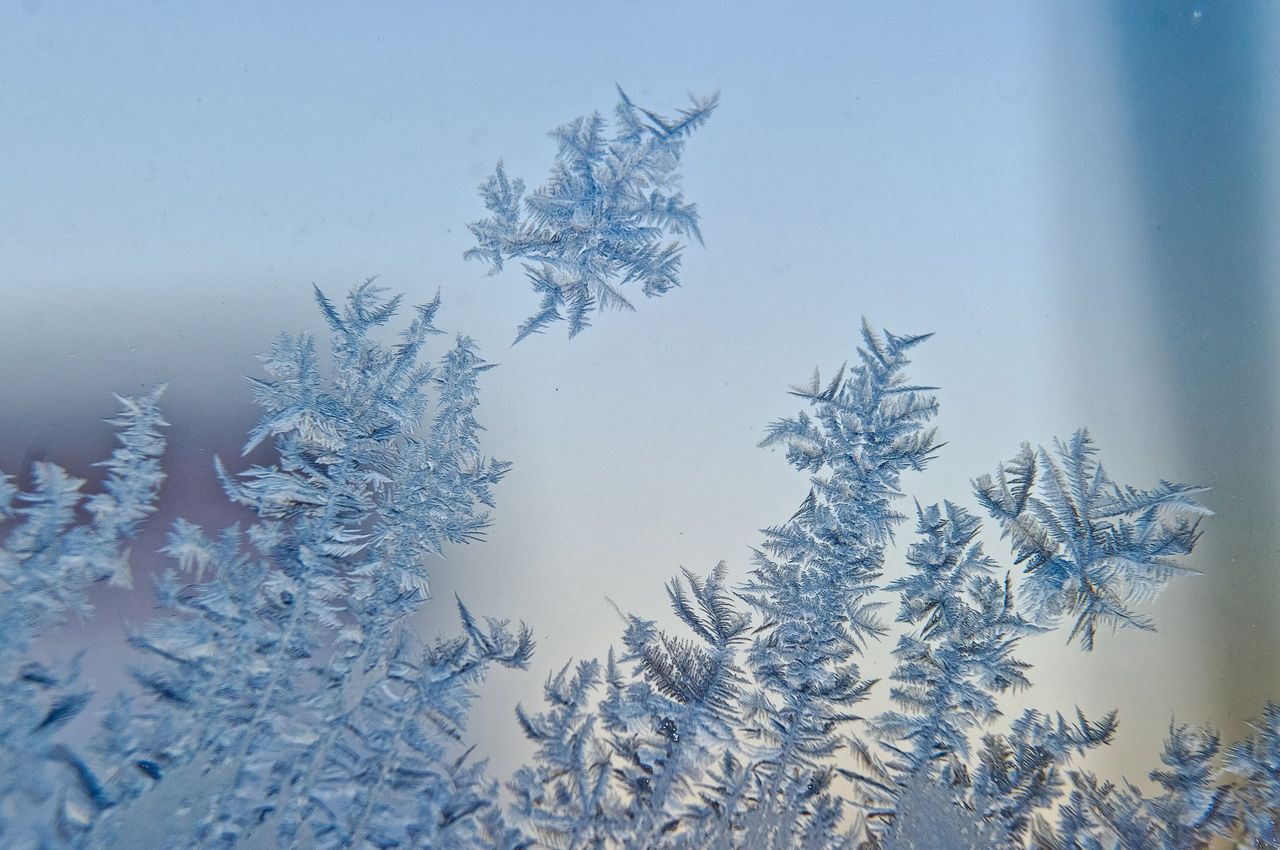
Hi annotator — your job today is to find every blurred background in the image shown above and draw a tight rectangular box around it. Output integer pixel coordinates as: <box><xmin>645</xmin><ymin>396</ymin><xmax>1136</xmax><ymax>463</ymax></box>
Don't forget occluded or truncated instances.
<box><xmin>3</xmin><ymin>0</ymin><xmax>1278</xmax><ymax>792</ymax></box>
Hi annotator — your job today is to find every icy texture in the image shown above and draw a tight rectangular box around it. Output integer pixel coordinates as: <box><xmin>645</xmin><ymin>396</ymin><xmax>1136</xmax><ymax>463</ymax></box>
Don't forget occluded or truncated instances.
<box><xmin>0</xmin><ymin>390</ymin><xmax>166</xmax><ymax>848</ymax></box>
<box><xmin>6</xmin><ymin>93</ymin><xmax>1280</xmax><ymax>850</ymax></box>
<box><xmin>974</xmin><ymin>432</ymin><xmax>1209</xmax><ymax>650</ymax></box>
<box><xmin>0</xmin><ymin>284</ymin><xmax>532</xmax><ymax>850</ymax></box>
<box><xmin>3</xmin><ymin>290</ymin><xmax>1276</xmax><ymax>850</ymax></box>
<box><xmin>506</xmin><ymin>323</ymin><xmax>1272</xmax><ymax>850</ymax></box>
<box><xmin>466</xmin><ymin>88</ymin><xmax>717</xmax><ymax>342</ymax></box>
<box><xmin>880</xmin><ymin>776</ymin><xmax>1003</xmax><ymax>850</ymax></box>
<box><xmin>103</xmin><ymin>284</ymin><xmax>527</xmax><ymax>850</ymax></box>
<box><xmin>872</xmin><ymin>502</ymin><xmax>1042</xmax><ymax>779</ymax></box>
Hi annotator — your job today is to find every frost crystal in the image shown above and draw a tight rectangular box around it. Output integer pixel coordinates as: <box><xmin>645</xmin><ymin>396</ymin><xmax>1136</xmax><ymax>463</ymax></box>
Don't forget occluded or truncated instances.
<box><xmin>467</xmin><ymin>88</ymin><xmax>717</xmax><ymax>342</ymax></box>
<box><xmin>974</xmin><ymin>430</ymin><xmax>1208</xmax><ymax>649</ymax></box>
<box><xmin>0</xmin><ymin>388</ymin><xmax>166</xmax><ymax>848</ymax></box>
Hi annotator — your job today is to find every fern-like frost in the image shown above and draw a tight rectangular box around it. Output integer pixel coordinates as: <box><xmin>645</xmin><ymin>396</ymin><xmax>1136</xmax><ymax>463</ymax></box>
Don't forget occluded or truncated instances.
<box><xmin>466</xmin><ymin>88</ymin><xmax>717</xmax><ymax>342</ymax></box>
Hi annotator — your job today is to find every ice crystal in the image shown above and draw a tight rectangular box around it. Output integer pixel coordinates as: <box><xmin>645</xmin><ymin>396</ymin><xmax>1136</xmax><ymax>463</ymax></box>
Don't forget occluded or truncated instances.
<box><xmin>0</xmin><ymin>284</ymin><xmax>530</xmax><ymax>850</ymax></box>
<box><xmin>504</xmin><ymin>319</ymin><xmax>1244</xmax><ymax>850</ymax></box>
<box><xmin>466</xmin><ymin>87</ymin><xmax>717</xmax><ymax>342</ymax></box>
<box><xmin>974</xmin><ymin>430</ymin><xmax>1208</xmax><ymax>650</ymax></box>
<box><xmin>0</xmin><ymin>389</ymin><xmax>166</xmax><ymax>848</ymax></box>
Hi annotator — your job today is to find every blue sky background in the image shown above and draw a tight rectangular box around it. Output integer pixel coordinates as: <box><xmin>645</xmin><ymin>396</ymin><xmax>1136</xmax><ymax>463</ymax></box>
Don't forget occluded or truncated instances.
<box><xmin>3</xmin><ymin>0</ymin><xmax>1279</xmax><ymax>787</ymax></box>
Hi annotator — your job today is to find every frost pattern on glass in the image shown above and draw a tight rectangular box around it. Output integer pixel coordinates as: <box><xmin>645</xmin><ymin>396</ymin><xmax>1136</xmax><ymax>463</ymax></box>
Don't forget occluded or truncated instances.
<box><xmin>504</xmin><ymin>325</ymin><xmax>1257</xmax><ymax>850</ymax></box>
<box><xmin>466</xmin><ymin>88</ymin><xmax>717</xmax><ymax>342</ymax></box>
<box><xmin>5</xmin><ymin>89</ymin><xmax>1280</xmax><ymax>850</ymax></box>
<box><xmin>0</xmin><ymin>389</ymin><xmax>166</xmax><ymax>849</ymax></box>
<box><xmin>974</xmin><ymin>432</ymin><xmax>1208</xmax><ymax>650</ymax></box>
<box><xmin>3</xmin><ymin>284</ymin><xmax>533</xmax><ymax>850</ymax></box>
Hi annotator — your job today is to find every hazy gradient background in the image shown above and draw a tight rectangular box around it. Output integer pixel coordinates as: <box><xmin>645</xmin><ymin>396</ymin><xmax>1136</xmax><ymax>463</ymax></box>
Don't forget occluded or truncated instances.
<box><xmin>4</xmin><ymin>0</ymin><xmax>1279</xmax><ymax>792</ymax></box>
